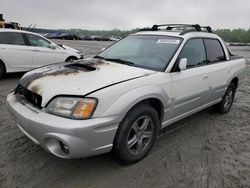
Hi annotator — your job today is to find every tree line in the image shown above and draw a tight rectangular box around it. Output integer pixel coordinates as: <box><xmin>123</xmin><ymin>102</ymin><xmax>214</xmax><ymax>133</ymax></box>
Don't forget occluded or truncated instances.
<box><xmin>215</xmin><ymin>29</ymin><xmax>250</xmax><ymax>43</ymax></box>
<box><xmin>30</xmin><ymin>27</ymin><xmax>250</xmax><ymax>43</ymax></box>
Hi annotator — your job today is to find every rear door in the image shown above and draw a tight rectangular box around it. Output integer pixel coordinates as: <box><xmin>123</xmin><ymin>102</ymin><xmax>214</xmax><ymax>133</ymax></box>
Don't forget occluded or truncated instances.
<box><xmin>203</xmin><ymin>38</ymin><xmax>231</xmax><ymax>101</ymax></box>
<box><xmin>169</xmin><ymin>38</ymin><xmax>210</xmax><ymax>119</ymax></box>
<box><xmin>25</xmin><ymin>33</ymin><xmax>66</xmax><ymax>67</ymax></box>
<box><xmin>0</xmin><ymin>32</ymin><xmax>33</xmax><ymax>72</ymax></box>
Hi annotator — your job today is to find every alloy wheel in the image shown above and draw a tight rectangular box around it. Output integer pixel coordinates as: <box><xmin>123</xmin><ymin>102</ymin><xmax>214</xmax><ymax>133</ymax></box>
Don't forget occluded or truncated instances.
<box><xmin>127</xmin><ymin>115</ymin><xmax>154</xmax><ymax>155</ymax></box>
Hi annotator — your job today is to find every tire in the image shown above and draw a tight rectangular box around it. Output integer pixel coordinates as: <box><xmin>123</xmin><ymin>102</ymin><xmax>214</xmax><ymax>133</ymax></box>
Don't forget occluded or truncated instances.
<box><xmin>214</xmin><ymin>82</ymin><xmax>236</xmax><ymax>114</ymax></box>
<box><xmin>113</xmin><ymin>104</ymin><xmax>160</xmax><ymax>164</ymax></box>
<box><xmin>0</xmin><ymin>63</ymin><xmax>5</xmax><ymax>78</ymax></box>
<box><xmin>65</xmin><ymin>57</ymin><xmax>77</xmax><ymax>63</ymax></box>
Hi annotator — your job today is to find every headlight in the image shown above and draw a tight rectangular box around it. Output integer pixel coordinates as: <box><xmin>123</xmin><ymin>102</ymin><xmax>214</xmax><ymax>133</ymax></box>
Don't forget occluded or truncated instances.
<box><xmin>45</xmin><ymin>97</ymin><xmax>97</xmax><ymax>119</ymax></box>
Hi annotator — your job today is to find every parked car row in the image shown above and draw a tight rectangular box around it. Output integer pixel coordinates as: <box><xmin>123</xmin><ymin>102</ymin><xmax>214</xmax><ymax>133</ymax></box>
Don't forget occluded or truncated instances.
<box><xmin>43</xmin><ymin>33</ymin><xmax>80</xmax><ymax>40</ymax></box>
<box><xmin>43</xmin><ymin>32</ymin><xmax>122</xmax><ymax>41</ymax></box>
<box><xmin>226</xmin><ymin>42</ymin><xmax>250</xmax><ymax>46</ymax></box>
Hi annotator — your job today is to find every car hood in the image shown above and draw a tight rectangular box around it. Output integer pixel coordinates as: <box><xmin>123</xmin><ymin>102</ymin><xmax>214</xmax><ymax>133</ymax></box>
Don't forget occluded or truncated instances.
<box><xmin>19</xmin><ymin>58</ymin><xmax>155</xmax><ymax>107</ymax></box>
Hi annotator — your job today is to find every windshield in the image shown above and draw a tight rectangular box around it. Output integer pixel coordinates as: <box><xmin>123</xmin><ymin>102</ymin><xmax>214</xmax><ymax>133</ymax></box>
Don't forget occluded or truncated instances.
<box><xmin>97</xmin><ymin>35</ymin><xmax>182</xmax><ymax>71</ymax></box>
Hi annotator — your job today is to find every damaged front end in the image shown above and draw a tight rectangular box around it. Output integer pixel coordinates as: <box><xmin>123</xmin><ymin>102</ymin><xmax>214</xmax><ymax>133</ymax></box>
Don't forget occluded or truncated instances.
<box><xmin>7</xmin><ymin>58</ymin><xmax>156</xmax><ymax>158</ymax></box>
<box><xmin>15</xmin><ymin>58</ymin><xmax>105</xmax><ymax>109</ymax></box>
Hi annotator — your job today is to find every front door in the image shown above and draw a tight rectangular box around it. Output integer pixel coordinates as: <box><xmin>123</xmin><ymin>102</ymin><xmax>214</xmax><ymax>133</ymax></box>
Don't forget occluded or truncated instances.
<box><xmin>169</xmin><ymin>38</ymin><xmax>210</xmax><ymax>120</ymax></box>
<box><xmin>25</xmin><ymin>33</ymin><xmax>65</xmax><ymax>68</ymax></box>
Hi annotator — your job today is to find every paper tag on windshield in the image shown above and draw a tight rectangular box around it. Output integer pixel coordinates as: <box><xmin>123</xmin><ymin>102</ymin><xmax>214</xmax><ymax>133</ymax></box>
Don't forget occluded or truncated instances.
<box><xmin>157</xmin><ymin>39</ymin><xmax>180</xmax><ymax>44</ymax></box>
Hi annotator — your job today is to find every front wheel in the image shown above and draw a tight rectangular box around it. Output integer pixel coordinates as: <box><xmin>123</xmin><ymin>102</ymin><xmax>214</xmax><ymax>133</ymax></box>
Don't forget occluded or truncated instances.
<box><xmin>0</xmin><ymin>63</ymin><xmax>5</xmax><ymax>78</ymax></box>
<box><xmin>113</xmin><ymin>104</ymin><xmax>160</xmax><ymax>164</ymax></box>
<box><xmin>65</xmin><ymin>57</ymin><xmax>77</xmax><ymax>63</ymax></box>
<box><xmin>214</xmin><ymin>82</ymin><xmax>236</xmax><ymax>114</ymax></box>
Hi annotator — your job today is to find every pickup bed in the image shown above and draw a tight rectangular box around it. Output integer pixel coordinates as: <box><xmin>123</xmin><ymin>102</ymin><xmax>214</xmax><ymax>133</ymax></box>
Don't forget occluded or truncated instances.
<box><xmin>7</xmin><ymin>24</ymin><xmax>246</xmax><ymax>164</ymax></box>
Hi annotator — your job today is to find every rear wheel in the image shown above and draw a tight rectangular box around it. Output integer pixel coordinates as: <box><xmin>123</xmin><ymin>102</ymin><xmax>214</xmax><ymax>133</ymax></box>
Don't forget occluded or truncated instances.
<box><xmin>113</xmin><ymin>104</ymin><xmax>160</xmax><ymax>164</ymax></box>
<box><xmin>0</xmin><ymin>62</ymin><xmax>5</xmax><ymax>78</ymax></box>
<box><xmin>214</xmin><ymin>82</ymin><xmax>236</xmax><ymax>114</ymax></box>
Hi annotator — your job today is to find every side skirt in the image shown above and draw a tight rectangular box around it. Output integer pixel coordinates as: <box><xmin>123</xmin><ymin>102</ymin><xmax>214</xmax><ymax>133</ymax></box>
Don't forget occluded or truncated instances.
<box><xmin>161</xmin><ymin>99</ymin><xmax>222</xmax><ymax>129</ymax></box>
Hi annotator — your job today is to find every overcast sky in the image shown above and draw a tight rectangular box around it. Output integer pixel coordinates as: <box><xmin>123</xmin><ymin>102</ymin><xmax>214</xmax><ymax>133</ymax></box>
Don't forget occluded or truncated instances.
<box><xmin>1</xmin><ymin>0</ymin><xmax>249</xmax><ymax>30</ymax></box>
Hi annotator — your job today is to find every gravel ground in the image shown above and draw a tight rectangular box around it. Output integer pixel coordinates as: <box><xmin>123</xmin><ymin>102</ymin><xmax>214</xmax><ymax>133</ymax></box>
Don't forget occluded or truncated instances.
<box><xmin>0</xmin><ymin>40</ymin><xmax>249</xmax><ymax>188</ymax></box>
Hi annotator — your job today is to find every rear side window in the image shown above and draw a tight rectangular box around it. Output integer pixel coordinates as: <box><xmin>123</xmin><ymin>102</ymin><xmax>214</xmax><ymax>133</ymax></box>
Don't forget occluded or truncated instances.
<box><xmin>0</xmin><ymin>32</ymin><xmax>25</xmax><ymax>45</ymax></box>
<box><xmin>178</xmin><ymin>38</ymin><xmax>206</xmax><ymax>68</ymax></box>
<box><xmin>204</xmin><ymin>39</ymin><xmax>226</xmax><ymax>63</ymax></box>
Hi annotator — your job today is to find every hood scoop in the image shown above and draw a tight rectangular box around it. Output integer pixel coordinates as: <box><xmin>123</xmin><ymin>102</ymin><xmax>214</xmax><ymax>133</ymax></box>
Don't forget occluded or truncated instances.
<box><xmin>65</xmin><ymin>63</ymin><xmax>96</xmax><ymax>71</ymax></box>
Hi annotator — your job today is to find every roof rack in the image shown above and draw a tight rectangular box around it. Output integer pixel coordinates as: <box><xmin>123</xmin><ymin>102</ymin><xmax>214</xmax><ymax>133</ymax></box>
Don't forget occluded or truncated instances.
<box><xmin>138</xmin><ymin>24</ymin><xmax>213</xmax><ymax>35</ymax></box>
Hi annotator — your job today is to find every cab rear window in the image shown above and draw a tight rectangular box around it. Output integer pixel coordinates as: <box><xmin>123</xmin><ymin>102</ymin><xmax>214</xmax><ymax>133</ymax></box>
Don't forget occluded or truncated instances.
<box><xmin>204</xmin><ymin>39</ymin><xmax>226</xmax><ymax>63</ymax></box>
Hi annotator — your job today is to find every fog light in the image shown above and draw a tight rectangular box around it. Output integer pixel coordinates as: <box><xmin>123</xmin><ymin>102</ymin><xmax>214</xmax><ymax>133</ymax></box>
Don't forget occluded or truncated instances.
<box><xmin>45</xmin><ymin>137</ymin><xmax>70</xmax><ymax>157</ymax></box>
<box><xmin>59</xmin><ymin>141</ymin><xmax>69</xmax><ymax>154</ymax></box>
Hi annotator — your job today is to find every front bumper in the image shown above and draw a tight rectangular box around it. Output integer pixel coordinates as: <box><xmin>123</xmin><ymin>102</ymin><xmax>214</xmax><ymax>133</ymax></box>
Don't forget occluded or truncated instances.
<box><xmin>6</xmin><ymin>93</ymin><xmax>120</xmax><ymax>159</ymax></box>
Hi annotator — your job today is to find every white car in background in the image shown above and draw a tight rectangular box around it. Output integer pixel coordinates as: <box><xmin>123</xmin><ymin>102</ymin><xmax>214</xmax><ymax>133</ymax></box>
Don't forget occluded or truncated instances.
<box><xmin>0</xmin><ymin>29</ymin><xmax>82</xmax><ymax>78</ymax></box>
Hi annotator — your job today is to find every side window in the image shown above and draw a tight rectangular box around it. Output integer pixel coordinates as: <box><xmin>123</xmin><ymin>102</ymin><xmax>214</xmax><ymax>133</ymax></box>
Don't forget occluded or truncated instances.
<box><xmin>26</xmin><ymin>34</ymin><xmax>51</xmax><ymax>48</ymax></box>
<box><xmin>204</xmin><ymin>39</ymin><xmax>226</xmax><ymax>63</ymax></box>
<box><xmin>178</xmin><ymin>38</ymin><xmax>206</xmax><ymax>68</ymax></box>
<box><xmin>0</xmin><ymin>32</ymin><xmax>25</xmax><ymax>45</ymax></box>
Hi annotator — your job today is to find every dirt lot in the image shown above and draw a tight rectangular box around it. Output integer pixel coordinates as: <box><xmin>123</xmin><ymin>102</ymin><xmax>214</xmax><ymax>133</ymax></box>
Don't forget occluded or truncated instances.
<box><xmin>0</xmin><ymin>40</ymin><xmax>249</xmax><ymax>188</ymax></box>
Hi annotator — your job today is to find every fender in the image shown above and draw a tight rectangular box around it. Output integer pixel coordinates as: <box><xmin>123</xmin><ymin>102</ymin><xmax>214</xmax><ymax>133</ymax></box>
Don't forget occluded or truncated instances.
<box><xmin>100</xmin><ymin>85</ymin><xmax>170</xmax><ymax>120</ymax></box>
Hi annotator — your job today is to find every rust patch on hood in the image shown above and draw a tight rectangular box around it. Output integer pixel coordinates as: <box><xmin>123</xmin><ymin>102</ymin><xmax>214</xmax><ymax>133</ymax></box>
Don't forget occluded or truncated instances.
<box><xmin>19</xmin><ymin>58</ymin><xmax>108</xmax><ymax>92</ymax></box>
<box><xmin>19</xmin><ymin>66</ymin><xmax>80</xmax><ymax>89</ymax></box>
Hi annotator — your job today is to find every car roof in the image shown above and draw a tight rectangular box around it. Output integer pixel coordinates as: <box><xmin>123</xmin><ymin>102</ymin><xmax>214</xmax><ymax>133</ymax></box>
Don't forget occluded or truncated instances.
<box><xmin>133</xmin><ymin>24</ymin><xmax>221</xmax><ymax>40</ymax></box>
<box><xmin>0</xmin><ymin>28</ymin><xmax>42</xmax><ymax>36</ymax></box>
<box><xmin>133</xmin><ymin>30</ymin><xmax>220</xmax><ymax>40</ymax></box>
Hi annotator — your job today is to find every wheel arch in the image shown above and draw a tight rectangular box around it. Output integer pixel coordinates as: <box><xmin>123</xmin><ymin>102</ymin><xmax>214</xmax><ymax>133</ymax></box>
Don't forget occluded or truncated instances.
<box><xmin>65</xmin><ymin>56</ymin><xmax>78</xmax><ymax>62</ymax></box>
<box><xmin>231</xmin><ymin>77</ymin><xmax>239</xmax><ymax>89</ymax></box>
<box><xmin>128</xmin><ymin>98</ymin><xmax>164</xmax><ymax>123</ymax></box>
<box><xmin>0</xmin><ymin>58</ymin><xmax>7</xmax><ymax>74</ymax></box>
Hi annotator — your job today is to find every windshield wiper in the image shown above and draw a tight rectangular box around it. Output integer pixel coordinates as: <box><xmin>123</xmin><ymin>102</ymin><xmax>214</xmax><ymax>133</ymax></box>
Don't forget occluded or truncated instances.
<box><xmin>94</xmin><ymin>56</ymin><xmax>135</xmax><ymax>66</ymax></box>
<box><xmin>106</xmin><ymin>58</ymin><xmax>135</xmax><ymax>66</ymax></box>
<box><xmin>94</xmin><ymin>55</ymin><xmax>106</xmax><ymax>60</ymax></box>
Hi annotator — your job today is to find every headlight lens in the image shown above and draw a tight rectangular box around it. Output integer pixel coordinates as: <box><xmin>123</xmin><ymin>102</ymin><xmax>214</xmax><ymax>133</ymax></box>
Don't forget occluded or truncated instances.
<box><xmin>46</xmin><ymin>97</ymin><xmax>97</xmax><ymax>119</ymax></box>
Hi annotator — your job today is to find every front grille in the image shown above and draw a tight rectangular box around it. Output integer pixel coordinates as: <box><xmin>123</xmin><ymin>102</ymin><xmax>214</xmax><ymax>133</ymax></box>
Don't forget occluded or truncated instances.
<box><xmin>15</xmin><ymin>85</ymin><xmax>42</xmax><ymax>108</ymax></box>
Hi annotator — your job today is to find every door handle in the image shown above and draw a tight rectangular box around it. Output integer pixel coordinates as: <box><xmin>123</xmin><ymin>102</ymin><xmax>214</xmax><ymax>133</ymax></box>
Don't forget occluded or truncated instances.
<box><xmin>33</xmin><ymin>50</ymin><xmax>40</xmax><ymax>52</ymax></box>
<box><xmin>203</xmin><ymin>75</ymin><xmax>209</xmax><ymax>80</ymax></box>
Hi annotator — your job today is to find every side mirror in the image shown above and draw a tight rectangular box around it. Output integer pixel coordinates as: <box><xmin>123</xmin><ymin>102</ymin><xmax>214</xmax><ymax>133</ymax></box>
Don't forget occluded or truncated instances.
<box><xmin>178</xmin><ymin>58</ymin><xmax>187</xmax><ymax>71</ymax></box>
<box><xmin>49</xmin><ymin>43</ymin><xmax>57</xmax><ymax>49</ymax></box>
